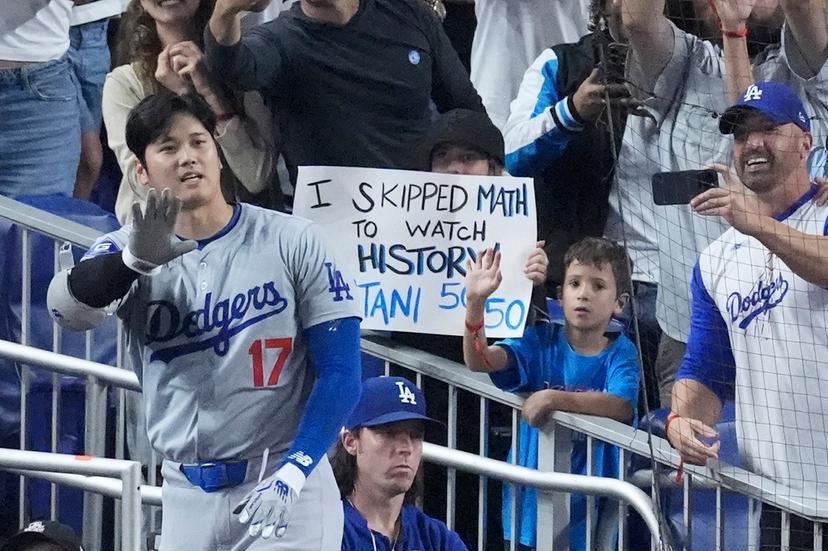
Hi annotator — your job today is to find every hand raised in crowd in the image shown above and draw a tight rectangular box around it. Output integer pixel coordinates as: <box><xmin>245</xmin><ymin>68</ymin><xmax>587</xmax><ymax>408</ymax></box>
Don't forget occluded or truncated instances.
<box><xmin>708</xmin><ymin>0</ymin><xmax>756</xmax><ymax>31</ymax></box>
<box><xmin>168</xmin><ymin>41</ymin><xmax>212</xmax><ymax>96</ymax></box>
<box><xmin>572</xmin><ymin>68</ymin><xmax>652</xmax><ymax>122</ymax></box>
<box><xmin>666</xmin><ymin>414</ymin><xmax>721</xmax><ymax>466</ymax></box>
<box><xmin>465</xmin><ymin>248</ymin><xmax>502</xmax><ymax>304</ymax></box>
<box><xmin>156</xmin><ymin>44</ymin><xmax>194</xmax><ymax>96</ymax></box>
<box><xmin>524</xmin><ymin>240</ymin><xmax>548</xmax><ymax>287</ymax></box>
<box><xmin>572</xmin><ymin>68</ymin><xmax>629</xmax><ymax>121</ymax></box>
<box><xmin>691</xmin><ymin>163</ymin><xmax>769</xmax><ymax>235</ymax></box>
<box><xmin>158</xmin><ymin>42</ymin><xmax>234</xmax><ymax>116</ymax></box>
<box><xmin>215</xmin><ymin>0</ymin><xmax>272</xmax><ymax>16</ymax></box>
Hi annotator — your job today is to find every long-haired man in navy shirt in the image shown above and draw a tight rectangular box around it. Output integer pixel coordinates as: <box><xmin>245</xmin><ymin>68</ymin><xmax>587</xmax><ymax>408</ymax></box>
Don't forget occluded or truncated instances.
<box><xmin>332</xmin><ymin>376</ymin><xmax>469</xmax><ymax>551</ymax></box>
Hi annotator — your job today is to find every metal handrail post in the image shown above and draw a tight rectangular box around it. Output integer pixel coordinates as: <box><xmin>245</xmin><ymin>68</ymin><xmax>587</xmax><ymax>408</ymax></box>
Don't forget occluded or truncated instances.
<box><xmin>120</xmin><ymin>460</ymin><xmax>142</xmax><ymax>551</ymax></box>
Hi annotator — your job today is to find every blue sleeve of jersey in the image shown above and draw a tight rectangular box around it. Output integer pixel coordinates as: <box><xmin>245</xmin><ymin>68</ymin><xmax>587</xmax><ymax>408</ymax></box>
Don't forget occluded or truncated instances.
<box><xmin>605</xmin><ymin>337</ymin><xmax>641</xmax><ymax>410</ymax></box>
<box><xmin>489</xmin><ymin>325</ymin><xmax>548</xmax><ymax>392</ymax></box>
<box><xmin>503</xmin><ymin>48</ymin><xmax>585</xmax><ymax>177</ymax></box>
<box><xmin>675</xmin><ymin>262</ymin><xmax>736</xmax><ymax>403</ymax></box>
<box><xmin>282</xmin><ymin>316</ymin><xmax>362</xmax><ymax>477</ymax></box>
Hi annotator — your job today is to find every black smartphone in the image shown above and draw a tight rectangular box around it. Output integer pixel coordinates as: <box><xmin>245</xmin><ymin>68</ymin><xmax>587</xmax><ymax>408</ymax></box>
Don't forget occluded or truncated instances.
<box><xmin>651</xmin><ymin>169</ymin><xmax>719</xmax><ymax>205</ymax></box>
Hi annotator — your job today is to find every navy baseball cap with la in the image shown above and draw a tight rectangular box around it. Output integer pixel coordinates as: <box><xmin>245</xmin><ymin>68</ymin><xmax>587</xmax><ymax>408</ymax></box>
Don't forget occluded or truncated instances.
<box><xmin>345</xmin><ymin>376</ymin><xmax>442</xmax><ymax>430</ymax></box>
<box><xmin>1</xmin><ymin>520</ymin><xmax>83</xmax><ymax>551</ymax></box>
<box><xmin>719</xmin><ymin>81</ymin><xmax>811</xmax><ymax>134</ymax></box>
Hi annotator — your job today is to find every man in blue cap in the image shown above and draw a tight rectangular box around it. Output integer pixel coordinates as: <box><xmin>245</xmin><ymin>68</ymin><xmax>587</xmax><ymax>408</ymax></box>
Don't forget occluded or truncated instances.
<box><xmin>666</xmin><ymin>80</ymin><xmax>828</xmax><ymax>548</ymax></box>
<box><xmin>331</xmin><ymin>376</ymin><xmax>468</xmax><ymax>551</ymax></box>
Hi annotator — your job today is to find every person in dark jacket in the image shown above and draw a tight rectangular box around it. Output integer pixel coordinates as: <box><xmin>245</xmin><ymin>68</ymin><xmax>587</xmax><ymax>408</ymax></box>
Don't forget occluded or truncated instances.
<box><xmin>204</xmin><ymin>0</ymin><xmax>488</xmax><ymax>185</ymax></box>
<box><xmin>332</xmin><ymin>376</ymin><xmax>468</xmax><ymax>551</ymax></box>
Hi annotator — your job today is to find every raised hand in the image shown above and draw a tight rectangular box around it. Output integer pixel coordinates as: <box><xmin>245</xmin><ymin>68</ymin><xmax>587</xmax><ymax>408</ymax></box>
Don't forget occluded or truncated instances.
<box><xmin>125</xmin><ymin>188</ymin><xmax>196</xmax><ymax>274</ymax></box>
<box><xmin>215</xmin><ymin>0</ymin><xmax>272</xmax><ymax>16</ymax></box>
<box><xmin>571</xmin><ymin>68</ymin><xmax>633</xmax><ymax>122</ymax></box>
<box><xmin>524</xmin><ymin>241</ymin><xmax>548</xmax><ymax>286</ymax></box>
<box><xmin>708</xmin><ymin>0</ymin><xmax>755</xmax><ymax>31</ymax></box>
<box><xmin>464</xmin><ymin>248</ymin><xmax>502</xmax><ymax>304</ymax></box>
<box><xmin>155</xmin><ymin>45</ymin><xmax>193</xmax><ymax>96</ymax></box>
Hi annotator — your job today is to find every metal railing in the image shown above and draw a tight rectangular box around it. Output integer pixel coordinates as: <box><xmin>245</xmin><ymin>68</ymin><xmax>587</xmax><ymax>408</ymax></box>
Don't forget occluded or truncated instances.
<box><xmin>4</xmin><ymin>194</ymin><xmax>828</xmax><ymax>550</ymax></box>
<box><xmin>0</xmin><ymin>338</ymin><xmax>663</xmax><ymax>549</ymax></box>
<box><xmin>0</xmin><ymin>448</ymin><xmax>142</xmax><ymax>550</ymax></box>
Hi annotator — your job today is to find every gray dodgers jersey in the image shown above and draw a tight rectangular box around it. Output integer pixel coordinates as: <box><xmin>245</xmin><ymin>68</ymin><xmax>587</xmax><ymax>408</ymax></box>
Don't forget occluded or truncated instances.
<box><xmin>86</xmin><ymin>204</ymin><xmax>360</xmax><ymax>463</ymax></box>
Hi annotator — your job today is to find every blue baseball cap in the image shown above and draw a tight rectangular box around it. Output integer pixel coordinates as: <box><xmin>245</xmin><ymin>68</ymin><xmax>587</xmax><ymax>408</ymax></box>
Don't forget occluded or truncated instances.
<box><xmin>720</xmin><ymin>81</ymin><xmax>810</xmax><ymax>134</ymax></box>
<box><xmin>345</xmin><ymin>376</ymin><xmax>441</xmax><ymax>430</ymax></box>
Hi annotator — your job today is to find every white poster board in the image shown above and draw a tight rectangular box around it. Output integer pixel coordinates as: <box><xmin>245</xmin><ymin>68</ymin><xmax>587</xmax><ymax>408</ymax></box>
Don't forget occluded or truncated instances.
<box><xmin>294</xmin><ymin>166</ymin><xmax>537</xmax><ymax>338</ymax></box>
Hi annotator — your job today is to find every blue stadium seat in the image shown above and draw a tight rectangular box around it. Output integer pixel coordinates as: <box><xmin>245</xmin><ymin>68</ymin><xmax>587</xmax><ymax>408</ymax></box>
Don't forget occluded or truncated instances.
<box><xmin>0</xmin><ymin>194</ymin><xmax>120</xmax><ymax>535</ymax></box>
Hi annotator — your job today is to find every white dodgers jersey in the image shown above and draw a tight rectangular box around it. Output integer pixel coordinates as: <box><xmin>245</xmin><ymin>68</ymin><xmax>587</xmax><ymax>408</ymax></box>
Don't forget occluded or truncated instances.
<box><xmin>85</xmin><ymin>204</ymin><xmax>360</xmax><ymax>463</ymax></box>
<box><xmin>698</xmin><ymin>189</ymin><xmax>828</xmax><ymax>500</ymax></box>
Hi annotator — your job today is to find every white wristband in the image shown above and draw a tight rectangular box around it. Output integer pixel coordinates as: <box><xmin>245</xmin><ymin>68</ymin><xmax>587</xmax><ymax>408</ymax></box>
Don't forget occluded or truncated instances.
<box><xmin>276</xmin><ymin>462</ymin><xmax>307</xmax><ymax>494</ymax></box>
<box><xmin>122</xmin><ymin>247</ymin><xmax>162</xmax><ymax>276</ymax></box>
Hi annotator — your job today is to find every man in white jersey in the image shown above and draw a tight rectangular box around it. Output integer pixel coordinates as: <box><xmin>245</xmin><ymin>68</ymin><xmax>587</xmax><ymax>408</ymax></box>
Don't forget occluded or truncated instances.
<box><xmin>667</xmin><ymin>81</ymin><xmax>828</xmax><ymax>548</ymax></box>
<box><xmin>46</xmin><ymin>91</ymin><xmax>362</xmax><ymax>550</ymax></box>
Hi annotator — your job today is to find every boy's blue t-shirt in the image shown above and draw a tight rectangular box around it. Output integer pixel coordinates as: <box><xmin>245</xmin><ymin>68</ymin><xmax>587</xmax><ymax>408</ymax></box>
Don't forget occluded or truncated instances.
<box><xmin>492</xmin><ymin>323</ymin><xmax>640</xmax><ymax>549</ymax></box>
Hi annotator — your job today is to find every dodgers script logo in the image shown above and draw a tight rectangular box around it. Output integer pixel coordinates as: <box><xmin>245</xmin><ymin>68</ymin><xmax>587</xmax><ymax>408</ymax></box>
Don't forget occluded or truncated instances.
<box><xmin>727</xmin><ymin>272</ymin><xmax>789</xmax><ymax>330</ymax></box>
<box><xmin>146</xmin><ymin>281</ymin><xmax>289</xmax><ymax>362</ymax></box>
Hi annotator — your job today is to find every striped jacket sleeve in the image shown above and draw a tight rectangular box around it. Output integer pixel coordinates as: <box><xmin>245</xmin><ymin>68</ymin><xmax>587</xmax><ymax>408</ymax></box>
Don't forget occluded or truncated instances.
<box><xmin>503</xmin><ymin>48</ymin><xmax>585</xmax><ymax>177</ymax></box>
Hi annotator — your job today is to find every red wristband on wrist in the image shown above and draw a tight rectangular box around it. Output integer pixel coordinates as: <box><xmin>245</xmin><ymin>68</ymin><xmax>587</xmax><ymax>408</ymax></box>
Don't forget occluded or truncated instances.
<box><xmin>216</xmin><ymin>112</ymin><xmax>235</xmax><ymax>122</ymax></box>
<box><xmin>465</xmin><ymin>319</ymin><xmax>484</xmax><ymax>333</ymax></box>
<box><xmin>465</xmin><ymin>319</ymin><xmax>493</xmax><ymax>370</ymax></box>
<box><xmin>665</xmin><ymin>411</ymin><xmax>681</xmax><ymax>437</ymax></box>
<box><xmin>722</xmin><ymin>27</ymin><xmax>748</xmax><ymax>38</ymax></box>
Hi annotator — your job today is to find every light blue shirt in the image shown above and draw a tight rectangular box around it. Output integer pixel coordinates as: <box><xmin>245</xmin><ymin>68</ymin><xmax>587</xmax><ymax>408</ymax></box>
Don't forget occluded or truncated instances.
<box><xmin>492</xmin><ymin>323</ymin><xmax>640</xmax><ymax>549</ymax></box>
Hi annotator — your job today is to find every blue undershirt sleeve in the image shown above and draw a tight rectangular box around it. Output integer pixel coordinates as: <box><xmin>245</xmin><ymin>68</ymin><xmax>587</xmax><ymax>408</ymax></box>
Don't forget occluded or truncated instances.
<box><xmin>675</xmin><ymin>262</ymin><xmax>735</xmax><ymax>403</ymax></box>
<box><xmin>282</xmin><ymin>316</ymin><xmax>362</xmax><ymax>477</ymax></box>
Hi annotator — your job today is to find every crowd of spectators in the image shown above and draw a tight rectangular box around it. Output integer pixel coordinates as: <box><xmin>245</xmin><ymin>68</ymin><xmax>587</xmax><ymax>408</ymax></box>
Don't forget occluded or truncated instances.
<box><xmin>3</xmin><ymin>0</ymin><xmax>828</xmax><ymax>549</ymax></box>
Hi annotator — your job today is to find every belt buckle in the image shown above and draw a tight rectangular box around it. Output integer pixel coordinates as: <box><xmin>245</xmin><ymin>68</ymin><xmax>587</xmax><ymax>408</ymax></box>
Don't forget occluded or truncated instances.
<box><xmin>198</xmin><ymin>462</ymin><xmax>229</xmax><ymax>493</ymax></box>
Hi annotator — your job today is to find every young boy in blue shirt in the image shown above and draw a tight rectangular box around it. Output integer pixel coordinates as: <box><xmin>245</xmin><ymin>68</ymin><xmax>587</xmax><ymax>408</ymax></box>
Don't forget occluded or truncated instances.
<box><xmin>462</xmin><ymin>237</ymin><xmax>641</xmax><ymax>550</ymax></box>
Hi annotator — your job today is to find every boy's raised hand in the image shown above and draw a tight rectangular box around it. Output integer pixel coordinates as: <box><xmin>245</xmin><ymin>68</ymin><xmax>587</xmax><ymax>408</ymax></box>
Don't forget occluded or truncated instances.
<box><xmin>465</xmin><ymin>248</ymin><xmax>502</xmax><ymax>303</ymax></box>
<box><xmin>524</xmin><ymin>241</ymin><xmax>548</xmax><ymax>286</ymax></box>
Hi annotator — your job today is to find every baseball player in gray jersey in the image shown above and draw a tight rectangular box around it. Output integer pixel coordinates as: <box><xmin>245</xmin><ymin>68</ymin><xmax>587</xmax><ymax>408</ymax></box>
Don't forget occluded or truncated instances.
<box><xmin>47</xmin><ymin>91</ymin><xmax>363</xmax><ymax>550</ymax></box>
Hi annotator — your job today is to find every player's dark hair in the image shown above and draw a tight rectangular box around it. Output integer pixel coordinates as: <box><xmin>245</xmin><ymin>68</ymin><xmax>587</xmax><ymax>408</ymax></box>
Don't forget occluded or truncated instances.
<box><xmin>125</xmin><ymin>91</ymin><xmax>217</xmax><ymax>165</ymax></box>
<box><xmin>563</xmin><ymin>237</ymin><xmax>633</xmax><ymax>297</ymax></box>
<box><xmin>330</xmin><ymin>430</ymin><xmax>420</xmax><ymax>506</ymax></box>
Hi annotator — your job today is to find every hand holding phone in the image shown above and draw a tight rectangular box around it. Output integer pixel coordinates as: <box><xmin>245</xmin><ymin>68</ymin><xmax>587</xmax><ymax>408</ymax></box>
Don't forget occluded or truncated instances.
<box><xmin>651</xmin><ymin>169</ymin><xmax>719</xmax><ymax>206</ymax></box>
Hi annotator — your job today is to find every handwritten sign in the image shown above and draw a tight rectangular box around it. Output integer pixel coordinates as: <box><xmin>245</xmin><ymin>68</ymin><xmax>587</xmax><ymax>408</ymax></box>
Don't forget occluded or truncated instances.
<box><xmin>294</xmin><ymin>166</ymin><xmax>537</xmax><ymax>338</ymax></box>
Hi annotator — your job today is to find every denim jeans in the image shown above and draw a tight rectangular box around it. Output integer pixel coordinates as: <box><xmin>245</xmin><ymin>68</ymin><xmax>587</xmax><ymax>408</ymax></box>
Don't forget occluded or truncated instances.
<box><xmin>69</xmin><ymin>19</ymin><xmax>110</xmax><ymax>132</ymax></box>
<box><xmin>0</xmin><ymin>55</ymin><xmax>81</xmax><ymax>198</ymax></box>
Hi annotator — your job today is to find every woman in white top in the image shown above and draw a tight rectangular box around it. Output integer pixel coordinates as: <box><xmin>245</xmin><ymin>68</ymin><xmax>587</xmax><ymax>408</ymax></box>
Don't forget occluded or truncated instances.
<box><xmin>103</xmin><ymin>0</ymin><xmax>275</xmax><ymax>223</ymax></box>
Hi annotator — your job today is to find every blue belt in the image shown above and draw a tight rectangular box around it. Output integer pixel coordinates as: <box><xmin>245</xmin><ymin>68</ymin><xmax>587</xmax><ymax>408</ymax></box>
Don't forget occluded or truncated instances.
<box><xmin>179</xmin><ymin>460</ymin><xmax>248</xmax><ymax>493</ymax></box>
